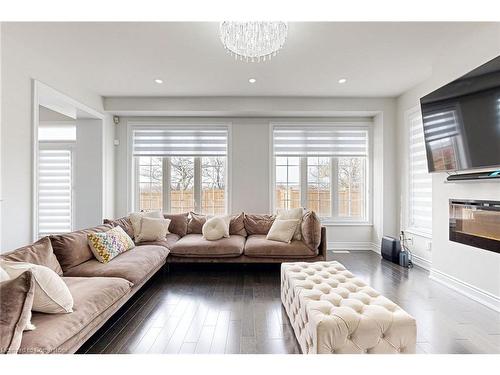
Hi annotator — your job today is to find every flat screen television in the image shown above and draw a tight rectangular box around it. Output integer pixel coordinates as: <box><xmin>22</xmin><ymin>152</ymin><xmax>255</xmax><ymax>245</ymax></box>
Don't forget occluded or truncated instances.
<box><xmin>420</xmin><ymin>55</ymin><xmax>500</xmax><ymax>173</ymax></box>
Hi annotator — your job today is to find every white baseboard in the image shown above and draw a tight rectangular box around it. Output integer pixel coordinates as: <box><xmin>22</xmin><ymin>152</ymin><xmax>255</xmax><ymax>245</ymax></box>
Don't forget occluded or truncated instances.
<box><xmin>328</xmin><ymin>241</ymin><xmax>374</xmax><ymax>251</ymax></box>
<box><xmin>411</xmin><ymin>254</ymin><xmax>432</xmax><ymax>270</ymax></box>
<box><xmin>430</xmin><ymin>268</ymin><xmax>500</xmax><ymax>312</ymax></box>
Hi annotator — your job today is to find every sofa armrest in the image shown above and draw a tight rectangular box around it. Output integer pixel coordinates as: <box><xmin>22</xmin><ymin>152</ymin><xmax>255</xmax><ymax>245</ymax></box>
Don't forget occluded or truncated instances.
<box><xmin>318</xmin><ymin>226</ymin><xmax>327</xmax><ymax>259</ymax></box>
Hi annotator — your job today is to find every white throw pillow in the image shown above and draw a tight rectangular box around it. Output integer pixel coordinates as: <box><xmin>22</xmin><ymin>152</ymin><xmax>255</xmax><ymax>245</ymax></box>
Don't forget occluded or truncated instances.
<box><xmin>276</xmin><ymin>207</ymin><xmax>304</xmax><ymax>240</ymax></box>
<box><xmin>202</xmin><ymin>215</ymin><xmax>231</xmax><ymax>241</ymax></box>
<box><xmin>0</xmin><ymin>260</ymin><xmax>74</xmax><ymax>314</ymax></box>
<box><xmin>129</xmin><ymin>211</ymin><xmax>163</xmax><ymax>240</ymax></box>
<box><xmin>136</xmin><ymin>217</ymin><xmax>171</xmax><ymax>243</ymax></box>
<box><xmin>0</xmin><ymin>265</ymin><xmax>9</xmax><ymax>282</ymax></box>
<box><xmin>266</xmin><ymin>219</ymin><xmax>299</xmax><ymax>243</ymax></box>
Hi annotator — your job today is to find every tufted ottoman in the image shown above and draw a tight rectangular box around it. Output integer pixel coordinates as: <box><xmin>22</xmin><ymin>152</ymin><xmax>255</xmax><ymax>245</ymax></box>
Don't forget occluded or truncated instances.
<box><xmin>281</xmin><ymin>261</ymin><xmax>416</xmax><ymax>354</ymax></box>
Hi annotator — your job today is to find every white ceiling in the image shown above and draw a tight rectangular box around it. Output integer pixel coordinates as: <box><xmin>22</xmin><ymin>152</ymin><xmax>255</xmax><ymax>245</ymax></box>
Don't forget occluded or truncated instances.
<box><xmin>4</xmin><ymin>22</ymin><xmax>491</xmax><ymax>97</ymax></box>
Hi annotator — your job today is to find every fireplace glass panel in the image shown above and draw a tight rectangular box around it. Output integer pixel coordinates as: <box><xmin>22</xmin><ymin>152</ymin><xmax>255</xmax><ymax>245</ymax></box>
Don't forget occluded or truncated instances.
<box><xmin>449</xmin><ymin>200</ymin><xmax>500</xmax><ymax>253</ymax></box>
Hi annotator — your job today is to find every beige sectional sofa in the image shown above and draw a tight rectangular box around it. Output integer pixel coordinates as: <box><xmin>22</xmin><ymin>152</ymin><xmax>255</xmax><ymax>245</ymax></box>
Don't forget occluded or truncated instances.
<box><xmin>1</xmin><ymin>225</ymin><xmax>170</xmax><ymax>354</ymax></box>
<box><xmin>105</xmin><ymin>212</ymin><xmax>327</xmax><ymax>264</ymax></box>
<box><xmin>1</xmin><ymin>211</ymin><xmax>326</xmax><ymax>354</ymax></box>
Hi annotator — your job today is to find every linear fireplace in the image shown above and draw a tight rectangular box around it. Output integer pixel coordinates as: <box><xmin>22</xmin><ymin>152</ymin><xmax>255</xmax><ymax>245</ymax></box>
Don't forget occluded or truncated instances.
<box><xmin>449</xmin><ymin>199</ymin><xmax>500</xmax><ymax>254</ymax></box>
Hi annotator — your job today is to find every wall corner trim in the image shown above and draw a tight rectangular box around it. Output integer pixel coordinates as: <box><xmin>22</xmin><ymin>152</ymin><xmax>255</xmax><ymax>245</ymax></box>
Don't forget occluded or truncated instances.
<box><xmin>429</xmin><ymin>268</ymin><xmax>500</xmax><ymax>313</ymax></box>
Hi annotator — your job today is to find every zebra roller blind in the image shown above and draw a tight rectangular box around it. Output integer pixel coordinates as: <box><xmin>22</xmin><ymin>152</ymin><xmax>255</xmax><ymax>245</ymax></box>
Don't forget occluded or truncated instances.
<box><xmin>273</xmin><ymin>125</ymin><xmax>369</xmax><ymax>157</ymax></box>
<box><xmin>37</xmin><ymin>148</ymin><xmax>73</xmax><ymax>237</ymax></box>
<box><xmin>132</xmin><ymin>126</ymin><xmax>228</xmax><ymax>156</ymax></box>
<box><xmin>408</xmin><ymin>110</ymin><xmax>432</xmax><ymax>233</ymax></box>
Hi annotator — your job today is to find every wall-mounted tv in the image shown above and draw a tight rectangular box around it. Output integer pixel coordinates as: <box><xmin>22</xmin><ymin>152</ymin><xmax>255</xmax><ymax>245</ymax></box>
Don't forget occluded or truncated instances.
<box><xmin>420</xmin><ymin>55</ymin><xmax>500</xmax><ymax>173</ymax></box>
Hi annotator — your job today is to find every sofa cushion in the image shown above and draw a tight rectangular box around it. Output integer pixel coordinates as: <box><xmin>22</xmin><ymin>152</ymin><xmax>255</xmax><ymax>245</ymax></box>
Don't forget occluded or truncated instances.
<box><xmin>50</xmin><ymin>224</ymin><xmax>113</xmax><ymax>272</ymax></box>
<box><xmin>18</xmin><ymin>276</ymin><xmax>132</xmax><ymax>354</ymax></box>
<box><xmin>244</xmin><ymin>235</ymin><xmax>318</xmax><ymax>258</ymax></box>
<box><xmin>170</xmin><ymin>234</ymin><xmax>245</xmax><ymax>257</ymax></box>
<box><xmin>104</xmin><ymin>217</ymin><xmax>134</xmax><ymax>238</ymax></box>
<box><xmin>163</xmin><ymin>212</ymin><xmax>189</xmax><ymax>237</ymax></box>
<box><xmin>188</xmin><ymin>212</ymin><xmax>247</xmax><ymax>236</ymax></box>
<box><xmin>229</xmin><ymin>212</ymin><xmax>247</xmax><ymax>236</ymax></box>
<box><xmin>0</xmin><ymin>271</ymin><xmax>35</xmax><ymax>354</ymax></box>
<box><xmin>63</xmin><ymin>245</ymin><xmax>169</xmax><ymax>285</ymax></box>
<box><xmin>301</xmin><ymin>210</ymin><xmax>322</xmax><ymax>251</ymax></box>
<box><xmin>243</xmin><ymin>214</ymin><xmax>275</xmax><ymax>235</ymax></box>
<box><xmin>135</xmin><ymin>233</ymin><xmax>180</xmax><ymax>249</ymax></box>
<box><xmin>1</xmin><ymin>237</ymin><xmax>63</xmax><ymax>276</ymax></box>
<box><xmin>187</xmin><ymin>211</ymin><xmax>206</xmax><ymax>234</ymax></box>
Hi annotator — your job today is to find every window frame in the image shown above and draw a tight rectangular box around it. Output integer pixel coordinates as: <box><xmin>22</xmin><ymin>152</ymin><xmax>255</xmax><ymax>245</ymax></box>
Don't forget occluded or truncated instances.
<box><xmin>270</xmin><ymin>122</ymin><xmax>373</xmax><ymax>225</ymax></box>
<box><xmin>128</xmin><ymin>121</ymin><xmax>231</xmax><ymax>214</ymax></box>
<box><xmin>405</xmin><ymin>107</ymin><xmax>433</xmax><ymax>238</ymax></box>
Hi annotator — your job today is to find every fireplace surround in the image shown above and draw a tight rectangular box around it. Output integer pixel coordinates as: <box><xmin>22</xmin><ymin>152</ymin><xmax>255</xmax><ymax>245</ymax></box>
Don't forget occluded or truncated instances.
<box><xmin>449</xmin><ymin>199</ymin><xmax>500</xmax><ymax>254</ymax></box>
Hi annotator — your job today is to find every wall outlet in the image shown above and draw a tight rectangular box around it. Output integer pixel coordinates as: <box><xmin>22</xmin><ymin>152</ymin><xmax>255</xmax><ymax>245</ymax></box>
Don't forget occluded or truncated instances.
<box><xmin>426</xmin><ymin>241</ymin><xmax>432</xmax><ymax>251</ymax></box>
<box><xmin>406</xmin><ymin>236</ymin><xmax>413</xmax><ymax>245</ymax></box>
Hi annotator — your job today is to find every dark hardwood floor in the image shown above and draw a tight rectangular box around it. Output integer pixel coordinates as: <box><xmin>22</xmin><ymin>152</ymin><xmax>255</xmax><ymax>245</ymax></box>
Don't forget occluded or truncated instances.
<box><xmin>77</xmin><ymin>251</ymin><xmax>500</xmax><ymax>354</ymax></box>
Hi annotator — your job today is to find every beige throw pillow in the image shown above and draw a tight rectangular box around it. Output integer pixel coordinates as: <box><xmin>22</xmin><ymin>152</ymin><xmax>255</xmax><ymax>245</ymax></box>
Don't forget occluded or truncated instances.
<box><xmin>266</xmin><ymin>219</ymin><xmax>299</xmax><ymax>243</ymax></box>
<box><xmin>276</xmin><ymin>208</ymin><xmax>304</xmax><ymax>240</ymax></box>
<box><xmin>0</xmin><ymin>260</ymin><xmax>73</xmax><ymax>314</ymax></box>
<box><xmin>129</xmin><ymin>211</ymin><xmax>163</xmax><ymax>240</ymax></box>
<box><xmin>136</xmin><ymin>217</ymin><xmax>171</xmax><ymax>243</ymax></box>
<box><xmin>202</xmin><ymin>216</ymin><xmax>231</xmax><ymax>241</ymax></box>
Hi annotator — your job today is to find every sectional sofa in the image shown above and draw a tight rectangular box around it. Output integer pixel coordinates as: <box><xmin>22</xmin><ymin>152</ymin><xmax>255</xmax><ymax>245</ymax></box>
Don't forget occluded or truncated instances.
<box><xmin>1</xmin><ymin>212</ymin><xmax>326</xmax><ymax>354</ymax></box>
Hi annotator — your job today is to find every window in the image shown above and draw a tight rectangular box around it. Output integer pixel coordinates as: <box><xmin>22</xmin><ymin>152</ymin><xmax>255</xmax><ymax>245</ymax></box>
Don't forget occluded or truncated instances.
<box><xmin>37</xmin><ymin>122</ymin><xmax>76</xmax><ymax>238</ymax></box>
<box><xmin>137</xmin><ymin>156</ymin><xmax>163</xmax><ymax>211</ymax></box>
<box><xmin>275</xmin><ymin>157</ymin><xmax>300</xmax><ymax>209</ymax></box>
<box><xmin>132</xmin><ymin>125</ymin><xmax>228</xmax><ymax>215</ymax></box>
<box><xmin>273</xmin><ymin>124</ymin><xmax>370</xmax><ymax>222</ymax></box>
<box><xmin>407</xmin><ymin>109</ymin><xmax>432</xmax><ymax>234</ymax></box>
<box><xmin>307</xmin><ymin>157</ymin><xmax>331</xmax><ymax>217</ymax></box>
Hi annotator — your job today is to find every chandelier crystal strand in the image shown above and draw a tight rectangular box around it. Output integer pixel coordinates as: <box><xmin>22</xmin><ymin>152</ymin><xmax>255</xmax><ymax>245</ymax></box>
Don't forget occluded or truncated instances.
<box><xmin>219</xmin><ymin>22</ymin><xmax>288</xmax><ymax>62</ymax></box>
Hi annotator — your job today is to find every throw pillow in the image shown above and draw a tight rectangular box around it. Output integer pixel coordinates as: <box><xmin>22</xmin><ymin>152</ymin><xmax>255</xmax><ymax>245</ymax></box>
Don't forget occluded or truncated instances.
<box><xmin>103</xmin><ymin>217</ymin><xmax>134</xmax><ymax>238</ymax></box>
<box><xmin>276</xmin><ymin>207</ymin><xmax>304</xmax><ymax>240</ymax></box>
<box><xmin>266</xmin><ymin>219</ymin><xmax>299</xmax><ymax>243</ymax></box>
<box><xmin>0</xmin><ymin>260</ymin><xmax>73</xmax><ymax>314</ymax></box>
<box><xmin>202</xmin><ymin>216</ymin><xmax>231</xmax><ymax>241</ymax></box>
<box><xmin>50</xmin><ymin>224</ymin><xmax>113</xmax><ymax>272</ymax></box>
<box><xmin>0</xmin><ymin>271</ymin><xmax>36</xmax><ymax>354</ymax></box>
<box><xmin>229</xmin><ymin>212</ymin><xmax>247</xmax><ymax>236</ymax></box>
<box><xmin>243</xmin><ymin>214</ymin><xmax>275</xmax><ymax>235</ymax></box>
<box><xmin>129</xmin><ymin>211</ymin><xmax>163</xmax><ymax>240</ymax></box>
<box><xmin>88</xmin><ymin>226</ymin><xmax>135</xmax><ymax>263</ymax></box>
<box><xmin>163</xmin><ymin>212</ymin><xmax>189</xmax><ymax>237</ymax></box>
<box><xmin>301</xmin><ymin>210</ymin><xmax>322</xmax><ymax>251</ymax></box>
<box><xmin>135</xmin><ymin>217</ymin><xmax>171</xmax><ymax>243</ymax></box>
<box><xmin>187</xmin><ymin>212</ymin><xmax>207</xmax><ymax>234</ymax></box>
<box><xmin>1</xmin><ymin>237</ymin><xmax>63</xmax><ymax>276</ymax></box>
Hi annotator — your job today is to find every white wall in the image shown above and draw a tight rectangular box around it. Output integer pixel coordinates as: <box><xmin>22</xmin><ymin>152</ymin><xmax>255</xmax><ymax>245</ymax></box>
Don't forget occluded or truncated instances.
<box><xmin>74</xmin><ymin>119</ymin><xmax>103</xmax><ymax>230</ymax></box>
<box><xmin>112</xmin><ymin>96</ymin><xmax>397</xmax><ymax>250</ymax></box>
<box><xmin>0</xmin><ymin>25</ymin><xmax>114</xmax><ymax>251</ymax></box>
<box><xmin>396</xmin><ymin>23</ymin><xmax>500</xmax><ymax>308</ymax></box>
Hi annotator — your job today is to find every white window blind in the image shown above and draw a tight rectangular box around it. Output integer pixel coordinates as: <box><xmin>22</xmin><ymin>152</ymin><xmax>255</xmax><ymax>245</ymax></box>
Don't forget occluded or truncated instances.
<box><xmin>37</xmin><ymin>148</ymin><xmax>73</xmax><ymax>237</ymax></box>
<box><xmin>408</xmin><ymin>110</ymin><xmax>432</xmax><ymax>234</ymax></box>
<box><xmin>273</xmin><ymin>126</ymin><xmax>368</xmax><ymax>157</ymax></box>
<box><xmin>132</xmin><ymin>126</ymin><xmax>228</xmax><ymax>157</ymax></box>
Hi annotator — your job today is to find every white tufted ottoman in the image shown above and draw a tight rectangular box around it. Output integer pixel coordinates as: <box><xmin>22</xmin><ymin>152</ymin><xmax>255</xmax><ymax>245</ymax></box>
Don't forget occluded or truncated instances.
<box><xmin>281</xmin><ymin>261</ymin><xmax>416</xmax><ymax>354</ymax></box>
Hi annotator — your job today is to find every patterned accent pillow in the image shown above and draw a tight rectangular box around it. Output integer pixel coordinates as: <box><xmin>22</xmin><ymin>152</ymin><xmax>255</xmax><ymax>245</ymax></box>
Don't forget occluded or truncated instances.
<box><xmin>87</xmin><ymin>226</ymin><xmax>135</xmax><ymax>263</ymax></box>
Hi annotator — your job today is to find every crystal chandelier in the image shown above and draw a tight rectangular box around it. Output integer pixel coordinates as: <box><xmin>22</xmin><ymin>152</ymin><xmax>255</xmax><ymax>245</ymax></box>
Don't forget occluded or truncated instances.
<box><xmin>219</xmin><ymin>22</ymin><xmax>288</xmax><ymax>62</ymax></box>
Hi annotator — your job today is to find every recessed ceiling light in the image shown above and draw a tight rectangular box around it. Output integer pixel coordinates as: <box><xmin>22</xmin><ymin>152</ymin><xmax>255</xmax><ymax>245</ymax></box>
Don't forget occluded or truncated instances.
<box><xmin>248</xmin><ymin>78</ymin><xmax>257</xmax><ymax>84</ymax></box>
<box><xmin>338</xmin><ymin>78</ymin><xmax>347</xmax><ymax>84</ymax></box>
<box><xmin>154</xmin><ymin>79</ymin><xmax>163</xmax><ymax>84</ymax></box>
